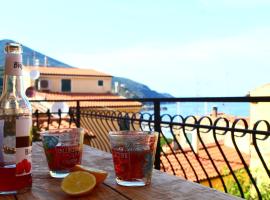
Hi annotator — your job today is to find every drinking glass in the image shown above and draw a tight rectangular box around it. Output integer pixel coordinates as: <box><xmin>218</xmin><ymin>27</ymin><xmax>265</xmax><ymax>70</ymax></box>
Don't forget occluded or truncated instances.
<box><xmin>41</xmin><ymin>128</ymin><xmax>84</xmax><ymax>178</ymax></box>
<box><xmin>109</xmin><ymin>131</ymin><xmax>158</xmax><ymax>186</ymax></box>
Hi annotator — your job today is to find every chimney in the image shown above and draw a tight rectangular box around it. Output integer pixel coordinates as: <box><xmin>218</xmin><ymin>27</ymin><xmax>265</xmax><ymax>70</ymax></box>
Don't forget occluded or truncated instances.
<box><xmin>26</xmin><ymin>56</ymin><xmax>30</xmax><ymax>66</ymax></box>
<box><xmin>114</xmin><ymin>82</ymin><xmax>119</xmax><ymax>93</ymax></box>
<box><xmin>32</xmin><ymin>51</ymin><xmax>36</xmax><ymax>65</ymax></box>
<box><xmin>212</xmin><ymin>106</ymin><xmax>218</xmax><ymax>117</ymax></box>
<box><xmin>34</xmin><ymin>59</ymin><xmax>40</xmax><ymax>66</ymax></box>
<box><xmin>44</xmin><ymin>56</ymin><xmax>48</xmax><ymax>67</ymax></box>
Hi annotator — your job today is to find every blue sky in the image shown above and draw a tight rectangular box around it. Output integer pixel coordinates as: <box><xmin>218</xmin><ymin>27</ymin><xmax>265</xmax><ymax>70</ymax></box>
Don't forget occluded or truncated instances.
<box><xmin>1</xmin><ymin>0</ymin><xmax>270</xmax><ymax>97</ymax></box>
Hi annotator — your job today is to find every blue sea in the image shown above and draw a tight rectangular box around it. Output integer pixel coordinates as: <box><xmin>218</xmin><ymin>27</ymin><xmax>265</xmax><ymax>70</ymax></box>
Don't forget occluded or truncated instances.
<box><xmin>141</xmin><ymin>102</ymin><xmax>249</xmax><ymax>118</ymax></box>
<box><xmin>140</xmin><ymin>102</ymin><xmax>249</xmax><ymax>138</ymax></box>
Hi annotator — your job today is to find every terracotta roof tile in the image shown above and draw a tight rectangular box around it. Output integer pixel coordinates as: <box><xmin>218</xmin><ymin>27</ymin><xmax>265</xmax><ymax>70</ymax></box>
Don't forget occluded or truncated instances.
<box><xmin>31</xmin><ymin>92</ymin><xmax>142</xmax><ymax>110</ymax></box>
<box><xmin>161</xmin><ymin>143</ymin><xmax>250</xmax><ymax>182</ymax></box>
<box><xmin>25</xmin><ymin>66</ymin><xmax>112</xmax><ymax>77</ymax></box>
<box><xmin>34</xmin><ymin>119</ymin><xmax>77</xmax><ymax>132</ymax></box>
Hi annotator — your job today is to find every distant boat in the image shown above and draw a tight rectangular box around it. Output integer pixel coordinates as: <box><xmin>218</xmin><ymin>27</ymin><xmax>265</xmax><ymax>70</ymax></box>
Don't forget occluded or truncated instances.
<box><xmin>141</xmin><ymin>105</ymin><xmax>154</xmax><ymax>111</ymax></box>
<box><xmin>161</xmin><ymin>106</ymin><xmax>168</xmax><ymax>111</ymax></box>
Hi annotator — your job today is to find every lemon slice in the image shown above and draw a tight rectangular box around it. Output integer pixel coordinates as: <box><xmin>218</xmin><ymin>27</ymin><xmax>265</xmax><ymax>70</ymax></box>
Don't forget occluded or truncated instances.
<box><xmin>71</xmin><ymin>165</ymin><xmax>108</xmax><ymax>184</ymax></box>
<box><xmin>61</xmin><ymin>171</ymin><xmax>96</xmax><ymax>196</ymax></box>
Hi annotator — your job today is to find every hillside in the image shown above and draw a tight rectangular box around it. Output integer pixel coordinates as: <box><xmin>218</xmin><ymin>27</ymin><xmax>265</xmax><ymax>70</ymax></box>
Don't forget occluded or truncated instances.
<box><xmin>0</xmin><ymin>39</ymin><xmax>71</xmax><ymax>68</ymax></box>
<box><xmin>0</xmin><ymin>39</ymin><xmax>173</xmax><ymax>98</ymax></box>
<box><xmin>113</xmin><ymin>77</ymin><xmax>173</xmax><ymax>98</ymax></box>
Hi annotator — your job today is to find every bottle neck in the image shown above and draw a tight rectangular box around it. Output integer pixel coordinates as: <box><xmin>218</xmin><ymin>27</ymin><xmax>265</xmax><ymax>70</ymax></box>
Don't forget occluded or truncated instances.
<box><xmin>0</xmin><ymin>44</ymin><xmax>31</xmax><ymax>114</ymax></box>
<box><xmin>2</xmin><ymin>53</ymin><xmax>25</xmax><ymax>97</ymax></box>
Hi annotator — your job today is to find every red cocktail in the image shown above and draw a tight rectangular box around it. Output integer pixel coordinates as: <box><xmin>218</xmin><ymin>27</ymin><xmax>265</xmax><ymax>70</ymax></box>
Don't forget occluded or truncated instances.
<box><xmin>112</xmin><ymin>149</ymin><xmax>151</xmax><ymax>180</ymax></box>
<box><xmin>109</xmin><ymin>131</ymin><xmax>158</xmax><ymax>186</ymax></box>
<box><xmin>44</xmin><ymin>145</ymin><xmax>82</xmax><ymax>172</ymax></box>
<box><xmin>41</xmin><ymin>128</ymin><xmax>84</xmax><ymax>178</ymax></box>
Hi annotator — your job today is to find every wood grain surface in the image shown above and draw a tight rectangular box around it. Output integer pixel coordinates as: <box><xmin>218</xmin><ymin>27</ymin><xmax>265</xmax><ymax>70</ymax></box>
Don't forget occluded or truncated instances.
<box><xmin>81</xmin><ymin>143</ymin><xmax>243</xmax><ymax>200</ymax></box>
<box><xmin>0</xmin><ymin>196</ymin><xmax>16</xmax><ymax>200</ymax></box>
<box><xmin>0</xmin><ymin>142</ymin><xmax>243</xmax><ymax>200</ymax></box>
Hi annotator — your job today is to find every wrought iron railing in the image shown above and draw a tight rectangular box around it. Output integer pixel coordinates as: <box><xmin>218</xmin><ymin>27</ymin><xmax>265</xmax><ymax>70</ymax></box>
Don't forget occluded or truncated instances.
<box><xmin>30</xmin><ymin>97</ymin><xmax>270</xmax><ymax>199</ymax></box>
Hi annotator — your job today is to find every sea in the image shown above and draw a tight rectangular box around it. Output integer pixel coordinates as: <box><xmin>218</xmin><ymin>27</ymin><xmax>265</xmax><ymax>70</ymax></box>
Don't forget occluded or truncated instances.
<box><xmin>140</xmin><ymin>102</ymin><xmax>249</xmax><ymax>138</ymax></box>
<box><xmin>141</xmin><ymin>102</ymin><xmax>249</xmax><ymax>117</ymax></box>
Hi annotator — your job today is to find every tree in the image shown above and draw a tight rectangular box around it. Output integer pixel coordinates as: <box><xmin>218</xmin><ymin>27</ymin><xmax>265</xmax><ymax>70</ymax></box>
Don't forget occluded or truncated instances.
<box><xmin>226</xmin><ymin>168</ymin><xmax>270</xmax><ymax>199</ymax></box>
<box><xmin>160</xmin><ymin>136</ymin><xmax>173</xmax><ymax>148</ymax></box>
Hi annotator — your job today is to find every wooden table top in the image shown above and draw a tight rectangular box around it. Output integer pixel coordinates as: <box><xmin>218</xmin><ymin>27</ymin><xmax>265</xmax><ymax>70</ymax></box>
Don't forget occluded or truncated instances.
<box><xmin>1</xmin><ymin>142</ymin><xmax>242</xmax><ymax>200</ymax></box>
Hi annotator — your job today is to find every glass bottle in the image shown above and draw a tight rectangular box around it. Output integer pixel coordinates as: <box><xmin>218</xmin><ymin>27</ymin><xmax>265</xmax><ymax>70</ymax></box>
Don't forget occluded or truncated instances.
<box><xmin>0</xmin><ymin>42</ymin><xmax>32</xmax><ymax>194</ymax></box>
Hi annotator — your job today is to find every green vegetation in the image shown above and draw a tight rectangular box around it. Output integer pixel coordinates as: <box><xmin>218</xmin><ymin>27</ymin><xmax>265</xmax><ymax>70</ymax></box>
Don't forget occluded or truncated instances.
<box><xmin>31</xmin><ymin>126</ymin><xmax>41</xmax><ymax>142</ymax></box>
<box><xmin>160</xmin><ymin>136</ymin><xmax>173</xmax><ymax>148</ymax></box>
<box><xmin>225</xmin><ymin>168</ymin><xmax>270</xmax><ymax>199</ymax></box>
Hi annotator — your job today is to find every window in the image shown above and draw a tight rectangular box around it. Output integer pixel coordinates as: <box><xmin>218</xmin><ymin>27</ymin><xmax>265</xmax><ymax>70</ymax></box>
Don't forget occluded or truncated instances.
<box><xmin>98</xmin><ymin>80</ymin><xmax>104</xmax><ymax>86</ymax></box>
<box><xmin>61</xmin><ymin>79</ymin><xmax>71</xmax><ymax>92</ymax></box>
<box><xmin>40</xmin><ymin>80</ymin><xmax>49</xmax><ymax>88</ymax></box>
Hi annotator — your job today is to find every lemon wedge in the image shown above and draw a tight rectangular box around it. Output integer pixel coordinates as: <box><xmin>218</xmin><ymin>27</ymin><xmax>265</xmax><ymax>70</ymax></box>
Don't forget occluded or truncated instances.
<box><xmin>71</xmin><ymin>164</ymin><xmax>108</xmax><ymax>184</ymax></box>
<box><xmin>61</xmin><ymin>171</ymin><xmax>96</xmax><ymax>196</ymax></box>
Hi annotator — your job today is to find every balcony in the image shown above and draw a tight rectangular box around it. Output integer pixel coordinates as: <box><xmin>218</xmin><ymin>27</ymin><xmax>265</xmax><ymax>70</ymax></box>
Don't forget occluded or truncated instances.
<box><xmin>30</xmin><ymin>96</ymin><xmax>270</xmax><ymax>199</ymax></box>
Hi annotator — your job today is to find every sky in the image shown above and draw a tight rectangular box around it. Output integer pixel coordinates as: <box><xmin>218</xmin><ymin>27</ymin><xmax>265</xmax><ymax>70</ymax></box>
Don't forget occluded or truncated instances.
<box><xmin>1</xmin><ymin>0</ymin><xmax>270</xmax><ymax>97</ymax></box>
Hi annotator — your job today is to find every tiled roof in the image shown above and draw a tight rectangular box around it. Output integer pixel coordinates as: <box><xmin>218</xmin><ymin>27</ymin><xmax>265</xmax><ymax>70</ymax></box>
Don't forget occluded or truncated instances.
<box><xmin>31</xmin><ymin>92</ymin><xmax>142</xmax><ymax>109</ymax></box>
<box><xmin>161</xmin><ymin>142</ymin><xmax>250</xmax><ymax>182</ymax></box>
<box><xmin>33</xmin><ymin>119</ymin><xmax>95</xmax><ymax>142</ymax></box>
<box><xmin>34</xmin><ymin>118</ymin><xmax>95</xmax><ymax>137</ymax></box>
<box><xmin>35</xmin><ymin>120</ymin><xmax>77</xmax><ymax>132</ymax></box>
<box><xmin>24</xmin><ymin>66</ymin><xmax>112</xmax><ymax>77</ymax></box>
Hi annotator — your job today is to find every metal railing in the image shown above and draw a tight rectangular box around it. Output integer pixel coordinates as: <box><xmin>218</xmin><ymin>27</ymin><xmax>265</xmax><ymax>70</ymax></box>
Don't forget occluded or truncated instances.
<box><xmin>30</xmin><ymin>97</ymin><xmax>270</xmax><ymax>199</ymax></box>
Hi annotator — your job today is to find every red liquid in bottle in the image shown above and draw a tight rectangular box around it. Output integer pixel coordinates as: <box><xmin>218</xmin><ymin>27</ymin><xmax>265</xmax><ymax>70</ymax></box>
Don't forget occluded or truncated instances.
<box><xmin>0</xmin><ymin>166</ymin><xmax>32</xmax><ymax>193</ymax></box>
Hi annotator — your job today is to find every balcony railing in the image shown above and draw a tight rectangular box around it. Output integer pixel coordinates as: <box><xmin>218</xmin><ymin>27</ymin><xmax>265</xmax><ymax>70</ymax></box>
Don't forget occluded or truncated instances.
<box><xmin>30</xmin><ymin>97</ymin><xmax>270</xmax><ymax>199</ymax></box>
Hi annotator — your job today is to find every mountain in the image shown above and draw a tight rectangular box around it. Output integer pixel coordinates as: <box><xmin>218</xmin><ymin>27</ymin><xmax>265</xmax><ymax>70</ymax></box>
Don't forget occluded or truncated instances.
<box><xmin>0</xmin><ymin>39</ymin><xmax>173</xmax><ymax>98</ymax></box>
<box><xmin>0</xmin><ymin>39</ymin><xmax>71</xmax><ymax>68</ymax></box>
<box><xmin>112</xmin><ymin>77</ymin><xmax>174</xmax><ymax>98</ymax></box>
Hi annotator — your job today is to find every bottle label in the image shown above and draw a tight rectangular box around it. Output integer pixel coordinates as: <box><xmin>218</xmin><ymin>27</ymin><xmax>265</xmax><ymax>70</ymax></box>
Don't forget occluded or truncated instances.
<box><xmin>5</xmin><ymin>54</ymin><xmax>23</xmax><ymax>76</ymax></box>
<box><xmin>16</xmin><ymin>116</ymin><xmax>32</xmax><ymax>137</ymax></box>
<box><xmin>16</xmin><ymin>116</ymin><xmax>32</xmax><ymax>176</ymax></box>
<box><xmin>16</xmin><ymin>147</ymin><xmax>32</xmax><ymax>176</ymax></box>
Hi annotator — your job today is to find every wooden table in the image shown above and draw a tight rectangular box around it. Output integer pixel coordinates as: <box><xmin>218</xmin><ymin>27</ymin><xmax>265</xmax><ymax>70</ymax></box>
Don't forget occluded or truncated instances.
<box><xmin>1</xmin><ymin>142</ymin><xmax>242</xmax><ymax>200</ymax></box>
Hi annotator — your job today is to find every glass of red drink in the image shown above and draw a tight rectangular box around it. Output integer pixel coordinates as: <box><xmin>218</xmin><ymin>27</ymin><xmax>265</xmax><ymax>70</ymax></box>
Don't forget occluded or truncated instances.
<box><xmin>41</xmin><ymin>128</ymin><xmax>84</xmax><ymax>178</ymax></box>
<box><xmin>109</xmin><ymin>131</ymin><xmax>158</xmax><ymax>186</ymax></box>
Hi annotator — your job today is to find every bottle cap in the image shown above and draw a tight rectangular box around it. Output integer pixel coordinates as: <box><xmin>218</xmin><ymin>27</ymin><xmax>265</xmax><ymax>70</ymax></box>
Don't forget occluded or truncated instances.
<box><xmin>5</xmin><ymin>42</ymin><xmax>23</xmax><ymax>54</ymax></box>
